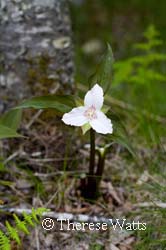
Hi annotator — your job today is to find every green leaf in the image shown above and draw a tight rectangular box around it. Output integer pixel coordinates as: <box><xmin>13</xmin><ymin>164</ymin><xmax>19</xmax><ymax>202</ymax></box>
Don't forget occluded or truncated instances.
<box><xmin>105</xmin><ymin>115</ymin><xmax>136</xmax><ymax>158</ymax></box>
<box><xmin>31</xmin><ymin>208</ymin><xmax>39</xmax><ymax>223</ymax></box>
<box><xmin>22</xmin><ymin>212</ymin><xmax>34</xmax><ymax>227</ymax></box>
<box><xmin>0</xmin><ymin>125</ymin><xmax>22</xmax><ymax>139</ymax></box>
<box><xmin>113</xmin><ymin>59</ymin><xmax>133</xmax><ymax>86</ymax></box>
<box><xmin>31</xmin><ymin>207</ymin><xmax>49</xmax><ymax>223</ymax></box>
<box><xmin>0</xmin><ymin>180</ymin><xmax>14</xmax><ymax>187</ymax></box>
<box><xmin>90</xmin><ymin>44</ymin><xmax>114</xmax><ymax>93</ymax></box>
<box><xmin>0</xmin><ymin>109</ymin><xmax>22</xmax><ymax>130</ymax></box>
<box><xmin>0</xmin><ymin>230</ymin><xmax>11</xmax><ymax>250</ymax></box>
<box><xmin>13</xmin><ymin>214</ymin><xmax>29</xmax><ymax>235</ymax></box>
<box><xmin>0</xmin><ymin>162</ymin><xmax>5</xmax><ymax>172</ymax></box>
<box><xmin>15</xmin><ymin>95</ymin><xmax>76</xmax><ymax>113</ymax></box>
<box><xmin>75</xmin><ymin>96</ymin><xmax>84</xmax><ymax>107</ymax></box>
<box><xmin>6</xmin><ymin>221</ymin><xmax>20</xmax><ymax>245</ymax></box>
<box><xmin>82</xmin><ymin>123</ymin><xmax>91</xmax><ymax>135</ymax></box>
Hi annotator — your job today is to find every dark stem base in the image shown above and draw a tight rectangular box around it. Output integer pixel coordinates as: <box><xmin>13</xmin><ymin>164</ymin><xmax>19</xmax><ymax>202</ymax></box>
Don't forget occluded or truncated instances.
<box><xmin>80</xmin><ymin>175</ymin><xmax>100</xmax><ymax>200</ymax></box>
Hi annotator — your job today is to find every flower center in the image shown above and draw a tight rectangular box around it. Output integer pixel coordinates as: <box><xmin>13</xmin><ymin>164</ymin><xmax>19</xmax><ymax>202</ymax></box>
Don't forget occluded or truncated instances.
<box><xmin>84</xmin><ymin>106</ymin><xmax>97</xmax><ymax>120</ymax></box>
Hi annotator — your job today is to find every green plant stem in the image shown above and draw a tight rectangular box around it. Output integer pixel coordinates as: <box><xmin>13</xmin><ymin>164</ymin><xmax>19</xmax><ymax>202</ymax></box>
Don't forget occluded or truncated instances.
<box><xmin>82</xmin><ymin>128</ymin><xmax>97</xmax><ymax>199</ymax></box>
<box><xmin>96</xmin><ymin>151</ymin><xmax>106</xmax><ymax>187</ymax></box>
<box><xmin>89</xmin><ymin>128</ymin><xmax>95</xmax><ymax>176</ymax></box>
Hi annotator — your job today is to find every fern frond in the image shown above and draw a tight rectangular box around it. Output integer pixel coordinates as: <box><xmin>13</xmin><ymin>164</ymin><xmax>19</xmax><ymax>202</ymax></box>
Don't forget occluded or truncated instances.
<box><xmin>34</xmin><ymin>207</ymin><xmax>48</xmax><ymax>216</ymax></box>
<box><xmin>31</xmin><ymin>208</ymin><xmax>39</xmax><ymax>223</ymax></box>
<box><xmin>0</xmin><ymin>230</ymin><xmax>11</xmax><ymax>250</ymax></box>
<box><xmin>5</xmin><ymin>221</ymin><xmax>20</xmax><ymax>245</ymax></box>
<box><xmin>31</xmin><ymin>207</ymin><xmax>48</xmax><ymax>223</ymax></box>
<box><xmin>0</xmin><ymin>207</ymin><xmax>48</xmax><ymax>250</ymax></box>
<box><xmin>13</xmin><ymin>214</ymin><xmax>29</xmax><ymax>235</ymax></box>
<box><xmin>22</xmin><ymin>212</ymin><xmax>34</xmax><ymax>227</ymax></box>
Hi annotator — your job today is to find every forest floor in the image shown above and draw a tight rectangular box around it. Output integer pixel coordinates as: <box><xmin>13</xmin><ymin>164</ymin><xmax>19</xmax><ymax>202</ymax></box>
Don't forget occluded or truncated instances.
<box><xmin>1</xmin><ymin>106</ymin><xmax>166</xmax><ymax>250</ymax></box>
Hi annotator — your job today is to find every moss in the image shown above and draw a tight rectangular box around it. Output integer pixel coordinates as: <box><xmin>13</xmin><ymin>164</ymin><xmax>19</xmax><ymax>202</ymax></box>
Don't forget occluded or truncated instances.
<box><xmin>26</xmin><ymin>54</ymin><xmax>57</xmax><ymax>95</ymax></box>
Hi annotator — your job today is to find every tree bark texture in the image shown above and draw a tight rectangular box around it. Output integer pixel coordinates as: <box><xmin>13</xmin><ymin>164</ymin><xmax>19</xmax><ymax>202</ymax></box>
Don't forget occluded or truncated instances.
<box><xmin>0</xmin><ymin>0</ymin><xmax>74</xmax><ymax>112</ymax></box>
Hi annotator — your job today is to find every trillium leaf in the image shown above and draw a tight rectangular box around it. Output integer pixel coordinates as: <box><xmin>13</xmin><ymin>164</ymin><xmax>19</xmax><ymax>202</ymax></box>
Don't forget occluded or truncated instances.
<box><xmin>15</xmin><ymin>95</ymin><xmax>76</xmax><ymax>114</ymax></box>
<box><xmin>89</xmin><ymin>44</ymin><xmax>114</xmax><ymax>94</ymax></box>
<box><xmin>104</xmin><ymin>115</ymin><xmax>136</xmax><ymax>158</ymax></box>
<box><xmin>0</xmin><ymin>109</ymin><xmax>22</xmax><ymax>130</ymax></box>
<box><xmin>82</xmin><ymin>123</ymin><xmax>91</xmax><ymax>135</ymax></box>
<box><xmin>0</xmin><ymin>125</ymin><xmax>22</xmax><ymax>139</ymax></box>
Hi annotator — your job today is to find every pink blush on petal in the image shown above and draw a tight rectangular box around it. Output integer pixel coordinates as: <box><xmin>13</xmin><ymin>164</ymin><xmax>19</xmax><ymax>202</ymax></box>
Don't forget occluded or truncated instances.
<box><xmin>84</xmin><ymin>106</ymin><xmax>97</xmax><ymax>120</ymax></box>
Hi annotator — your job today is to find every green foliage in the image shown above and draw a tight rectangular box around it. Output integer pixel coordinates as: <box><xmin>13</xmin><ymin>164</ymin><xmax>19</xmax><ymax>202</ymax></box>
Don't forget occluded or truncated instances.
<box><xmin>13</xmin><ymin>214</ymin><xmax>30</xmax><ymax>235</ymax></box>
<box><xmin>16</xmin><ymin>95</ymin><xmax>76</xmax><ymax>114</ymax></box>
<box><xmin>32</xmin><ymin>207</ymin><xmax>48</xmax><ymax>220</ymax></box>
<box><xmin>0</xmin><ymin>207</ymin><xmax>48</xmax><ymax>250</ymax></box>
<box><xmin>111</xmin><ymin>25</ymin><xmax>166</xmax><ymax>143</ymax></box>
<box><xmin>0</xmin><ymin>109</ymin><xmax>22</xmax><ymax>139</ymax></box>
<box><xmin>134</xmin><ymin>208</ymin><xmax>166</xmax><ymax>250</ymax></box>
<box><xmin>89</xmin><ymin>44</ymin><xmax>114</xmax><ymax>93</ymax></box>
<box><xmin>0</xmin><ymin>231</ymin><xmax>10</xmax><ymax>250</ymax></box>
<box><xmin>0</xmin><ymin>94</ymin><xmax>78</xmax><ymax>140</ymax></box>
<box><xmin>0</xmin><ymin>125</ymin><xmax>21</xmax><ymax>139</ymax></box>
<box><xmin>82</xmin><ymin>122</ymin><xmax>91</xmax><ymax>135</ymax></box>
<box><xmin>113</xmin><ymin>25</ymin><xmax>166</xmax><ymax>87</ymax></box>
<box><xmin>0</xmin><ymin>109</ymin><xmax>22</xmax><ymax>131</ymax></box>
<box><xmin>106</xmin><ymin>114</ymin><xmax>136</xmax><ymax>158</ymax></box>
<box><xmin>0</xmin><ymin>157</ymin><xmax>5</xmax><ymax>172</ymax></box>
<box><xmin>22</xmin><ymin>212</ymin><xmax>34</xmax><ymax>227</ymax></box>
<box><xmin>5</xmin><ymin>221</ymin><xmax>20</xmax><ymax>245</ymax></box>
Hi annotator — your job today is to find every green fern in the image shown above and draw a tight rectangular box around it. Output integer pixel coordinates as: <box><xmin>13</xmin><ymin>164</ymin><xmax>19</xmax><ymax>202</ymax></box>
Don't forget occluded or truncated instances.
<box><xmin>13</xmin><ymin>214</ymin><xmax>30</xmax><ymax>235</ymax></box>
<box><xmin>112</xmin><ymin>25</ymin><xmax>166</xmax><ymax>143</ymax></box>
<box><xmin>22</xmin><ymin>212</ymin><xmax>34</xmax><ymax>227</ymax></box>
<box><xmin>0</xmin><ymin>207</ymin><xmax>48</xmax><ymax>250</ymax></box>
<box><xmin>0</xmin><ymin>230</ymin><xmax>10</xmax><ymax>250</ymax></box>
<box><xmin>113</xmin><ymin>25</ymin><xmax>166</xmax><ymax>87</ymax></box>
<box><xmin>31</xmin><ymin>207</ymin><xmax>47</xmax><ymax>223</ymax></box>
<box><xmin>5</xmin><ymin>221</ymin><xmax>20</xmax><ymax>245</ymax></box>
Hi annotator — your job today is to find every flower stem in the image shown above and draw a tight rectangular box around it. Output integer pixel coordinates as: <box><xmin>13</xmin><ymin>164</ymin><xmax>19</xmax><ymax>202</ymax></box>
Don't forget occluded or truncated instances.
<box><xmin>89</xmin><ymin>128</ymin><xmax>95</xmax><ymax>176</ymax></box>
<box><xmin>96</xmin><ymin>151</ymin><xmax>106</xmax><ymax>187</ymax></box>
<box><xmin>81</xmin><ymin>128</ymin><xmax>98</xmax><ymax>199</ymax></box>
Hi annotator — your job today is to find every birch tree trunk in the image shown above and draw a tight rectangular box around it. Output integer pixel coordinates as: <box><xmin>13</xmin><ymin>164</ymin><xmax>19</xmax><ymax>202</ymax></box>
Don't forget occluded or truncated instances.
<box><xmin>0</xmin><ymin>0</ymin><xmax>74</xmax><ymax>112</ymax></box>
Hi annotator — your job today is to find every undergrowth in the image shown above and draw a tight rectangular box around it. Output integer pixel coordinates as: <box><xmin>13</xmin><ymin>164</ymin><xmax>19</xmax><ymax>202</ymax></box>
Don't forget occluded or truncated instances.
<box><xmin>0</xmin><ymin>207</ymin><xmax>47</xmax><ymax>250</ymax></box>
<box><xmin>112</xmin><ymin>25</ymin><xmax>166</xmax><ymax>143</ymax></box>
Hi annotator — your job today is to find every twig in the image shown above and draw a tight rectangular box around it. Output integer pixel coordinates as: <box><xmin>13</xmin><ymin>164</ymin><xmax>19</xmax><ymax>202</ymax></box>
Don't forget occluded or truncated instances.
<box><xmin>133</xmin><ymin>202</ymin><xmax>166</xmax><ymax>209</ymax></box>
<box><xmin>27</xmin><ymin>157</ymin><xmax>76</xmax><ymax>163</ymax></box>
<box><xmin>45</xmin><ymin>190</ymin><xmax>59</xmax><ymax>208</ymax></box>
<box><xmin>34</xmin><ymin>170</ymin><xmax>85</xmax><ymax>177</ymax></box>
<box><xmin>0</xmin><ymin>206</ymin><xmax>121</xmax><ymax>225</ymax></box>
<box><xmin>25</xmin><ymin>109</ymin><xmax>43</xmax><ymax>130</ymax></box>
<box><xmin>4</xmin><ymin>151</ymin><xmax>20</xmax><ymax>164</ymax></box>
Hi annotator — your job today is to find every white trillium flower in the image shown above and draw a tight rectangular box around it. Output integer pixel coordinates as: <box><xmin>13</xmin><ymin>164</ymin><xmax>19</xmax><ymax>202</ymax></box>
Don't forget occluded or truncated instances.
<box><xmin>62</xmin><ymin>84</ymin><xmax>113</xmax><ymax>134</ymax></box>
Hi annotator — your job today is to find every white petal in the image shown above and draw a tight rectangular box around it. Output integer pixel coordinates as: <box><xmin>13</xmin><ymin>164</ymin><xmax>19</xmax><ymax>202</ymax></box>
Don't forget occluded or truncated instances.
<box><xmin>62</xmin><ymin>107</ymin><xmax>87</xmax><ymax>126</ymax></box>
<box><xmin>90</xmin><ymin>111</ymin><xmax>113</xmax><ymax>134</ymax></box>
<box><xmin>84</xmin><ymin>84</ymin><xmax>104</xmax><ymax>110</ymax></box>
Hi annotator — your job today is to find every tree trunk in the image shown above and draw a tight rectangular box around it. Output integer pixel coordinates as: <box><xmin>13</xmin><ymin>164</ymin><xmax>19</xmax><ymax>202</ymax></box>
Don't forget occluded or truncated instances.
<box><xmin>0</xmin><ymin>0</ymin><xmax>74</xmax><ymax>112</ymax></box>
